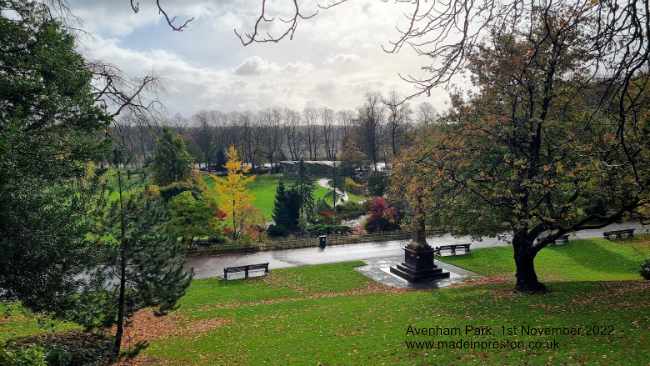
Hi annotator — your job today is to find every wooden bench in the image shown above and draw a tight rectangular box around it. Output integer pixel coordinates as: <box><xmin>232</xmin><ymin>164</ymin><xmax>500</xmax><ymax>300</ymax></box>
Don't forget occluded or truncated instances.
<box><xmin>551</xmin><ymin>234</ymin><xmax>570</xmax><ymax>246</ymax></box>
<box><xmin>433</xmin><ymin>244</ymin><xmax>471</xmax><ymax>256</ymax></box>
<box><xmin>223</xmin><ymin>263</ymin><xmax>269</xmax><ymax>280</ymax></box>
<box><xmin>603</xmin><ymin>229</ymin><xmax>635</xmax><ymax>241</ymax></box>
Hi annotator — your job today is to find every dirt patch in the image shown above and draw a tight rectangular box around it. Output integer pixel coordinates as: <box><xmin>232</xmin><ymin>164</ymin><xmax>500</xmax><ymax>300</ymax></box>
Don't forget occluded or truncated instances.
<box><xmin>569</xmin><ymin>281</ymin><xmax>650</xmax><ymax>307</ymax></box>
<box><xmin>262</xmin><ymin>273</ymin><xmax>308</xmax><ymax>293</ymax></box>
<box><xmin>112</xmin><ymin>308</ymin><xmax>231</xmax><ymax>364</ymax></box>
<box><xmin>199</xmin><ymin>281</ymin><xmax>407</xmax><ymax>311</ymax></box>
<box><xmin>118</xmin><ymin>356</ymin><xmax>171</xmax><ymax>366</ymax></box>
<box><xmin>310</xmin><ymin>281</ymin><xmax>409</xmax><ymax>299</ymax></box>
<box><xmin>449</xmin><ymin>275</ymin><xmax>511</xmax><ymax>288</ymax></box>
<box><xmin>115</xmin><ymin>310</ymin><xmax>231</xmax><ymax>366</ymax></box>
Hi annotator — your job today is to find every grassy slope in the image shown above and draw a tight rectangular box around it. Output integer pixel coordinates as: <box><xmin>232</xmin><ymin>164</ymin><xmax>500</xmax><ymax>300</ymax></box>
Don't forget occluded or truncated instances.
<box><xmin>248</xmin><ymin>175</ymin><xmax>282</xmax><ymax>220</ymax></box>
<box><xmin>202</xmin><ymin>174</ymin><xmax>281</xmax><ymax>220</ymax></box>
<box><xmin>4</xmin><ymin>241</ymin><xmax>649</xmax><ymax>365</ymax></box>
<box><xmin>313</xmin><ymin>185</ymin><xmax>334</xmax><ymax>205</ymax></box>
<box><xmin>442</xmin><ymin>236</ymin><xmax>650</xmax><ymax>282</ymax></box>
<box><xmin>0</xmin><ymin>303</ymin><xmax>78</xmax><ymax>344</ymax></box>
<box><xmin>313</xmin><ymin>185</ymin><xmax>366</xmax><ymax>206</ymax></box>
<box><xmin>144</xmin><ymin>258</ymin><xmax>650</xmax><ymax>365</ymax></box>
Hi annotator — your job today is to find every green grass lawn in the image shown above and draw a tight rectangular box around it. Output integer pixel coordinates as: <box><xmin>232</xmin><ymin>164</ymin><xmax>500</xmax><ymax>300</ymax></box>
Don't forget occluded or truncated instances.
<box><xmin>313</xmin><ymin>184</ymin><xmax>367</xmax><ymax>206</ymax></box>
<box><xmin>441</xmin><ymin>236</ymin><xmax>650</xmax><ymax>282</ymax></box>
<box><xmin>4</xmin><ymin>240</ymin><xmax>649</xmax><ymax>365</ymax></box>
<box><xmin>202</xmin><ymin>174</ymin><xmax>282</xmax><ymax>220</ymax></box>
<box><xmin>0</xmin><ymin>303</ymin><xmax>79</xmax><ymax>344</ymax></box>
<box><xmin>203</xmin><ymin>174</ymin><xmax>367</xmax><ymax>219</ymax></box>
<box><xmin>127</xmin><ymin>260</ymin><xmax>650</xmax><ymax>365</ymax></box>
<box><xmin>313</xmin><ymin>185</ymin><xmax>335</xmax><ymax>205</ymax></box>
<box><xmin>248</xmin><ymin>175</ymin><xmax>283</xmax><ymax>219</ymax></box>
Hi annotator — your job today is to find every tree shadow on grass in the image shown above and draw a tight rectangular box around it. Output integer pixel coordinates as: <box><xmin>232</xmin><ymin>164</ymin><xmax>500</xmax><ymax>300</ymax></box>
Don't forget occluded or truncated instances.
<box><xmin>547</xmin><ymin>240</ymin><xmax>642</xmax><ymax>276</ymax></box>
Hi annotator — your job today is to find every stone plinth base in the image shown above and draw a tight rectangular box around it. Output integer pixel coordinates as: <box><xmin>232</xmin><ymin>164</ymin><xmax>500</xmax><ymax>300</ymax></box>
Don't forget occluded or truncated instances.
<box><xmin>390</xmin><ymin>245</ymin><xmax>450</xmax><ymax>282</ymax></box>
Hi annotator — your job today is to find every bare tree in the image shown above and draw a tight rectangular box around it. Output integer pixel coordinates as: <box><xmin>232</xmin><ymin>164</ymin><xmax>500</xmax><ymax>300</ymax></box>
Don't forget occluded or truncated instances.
<box><xmin>237</xmin><ymin>111</ymin><xmax>260</xmax><ymax>171</ymax></box>
<box><xmin>337</xmin><ymin>109</ymin><xmax>356</xmax><ymax>144</ymax></box>
<box><xmin>416</xmin><ymin>102</ymin><xmax>437</xmax><ymax>126</ymax></box>
<box><xmin>303</xmin><ymin>107</ymin><xmax>321</xmax><ymax>160</ymax></box>
<box><xmin>357</xmin><ymin>92</ymin><xmax>384</xmax><ymax>171</ymax></box>
<box><xmin>127</xmin><ymin>0</ymin><xmax>650</xmax><ymax>123</ymax></box>
<box><xmin>284</xmin><ymin>108</ymin><xmax>305</xmax><ymax>160</ymax></box>
<box><xmin>191</xmin><ymin>111</ymin><xmax>215</xmax><ymax>168</ymax></box>
<box><xmin>320</xmin><ymin>107</ymin><xmax>337</xmax><ymax>161</ymax></box>
<box><xmin>259</xmin><ymin>108</ymin><xmax>284</xmax><ymax>171</ymax></box>
<box><xmin>383</xmin><ymin>90</ymin><xmax>412</xmax><ymax>158</ymax></box>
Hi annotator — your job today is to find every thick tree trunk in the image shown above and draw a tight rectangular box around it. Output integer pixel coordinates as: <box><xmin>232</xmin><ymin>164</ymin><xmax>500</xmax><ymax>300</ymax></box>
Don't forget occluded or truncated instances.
<box><xmin>513</xmin><ymin>234</ymin><xmax>546</xmax><ymax>293</ymax></box>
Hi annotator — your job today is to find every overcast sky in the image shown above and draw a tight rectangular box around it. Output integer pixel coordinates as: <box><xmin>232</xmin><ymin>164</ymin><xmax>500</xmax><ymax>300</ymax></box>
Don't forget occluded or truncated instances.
<box><xmin>68</xmin><ymin>0</ymin><xmax>452</xmax><ymax>117</ymax></box>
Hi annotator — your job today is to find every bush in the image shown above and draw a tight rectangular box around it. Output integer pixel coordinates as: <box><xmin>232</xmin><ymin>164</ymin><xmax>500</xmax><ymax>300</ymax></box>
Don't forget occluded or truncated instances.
<box><xmin>315</xmin><ymin>209</ymin><xmax>337</xmax><ymax>225</ymax></box>
<box><xmin>367</xmin><ymin>173</ymin><xmax>387</xmax><ymax>197</ymax></box>
<box><xmin>159</xmin><ymin>181</ymin><xmax>193</xmax><ymax>200</ymax></box>
<box><xmin>641</xmin><ymin>259</ymin><xmax>650</xmax><ymax>280</ymax></box>
<box><xmin>5</xmin><ymin>331</ymin><xmax>113</xmax><ymax>366</ymax></box>
<box><xmin>0</xmin><ymin>346</ymin><xmax>47</xmax><ymax>366</ymax></box>
<box><xmin>191</xmin><ymin>235</ymin><xmax>228</xmax><ymax>248</ymax></box>
<box><xmin>45</xmin><ymin>347</ymin><xmax>72</xmax><ymax>366</ymax></box>
<box><xmin>306</xmin><ymin>224</ymin><xmax>352</xmax><ymax>236</ymax></box>
<box><xmin>335</xmin><ymin>201</ymin><xmax>366</xmax><ymax>220</ymax></box>
<box><xmin>364</xmin><ymin>197</ymin><xmax>401</xmax><ymax>233</ymax></box>
<box><xmin>315</xmin><ymin>198</ymin><xmax>332</xmax><ymax>212</ymax></box>
<box><xmin>267</xmin><ymin>224</ymin><xmax>288</xmax><ymax>237</ymax></box>
<box><xmin>364</xmin><ymin>216</ymin><xmax>400</xmax><ymax>233</ymax></box>
<box><xmin>343</xmin><ymin>177</ymin><xmax>365</xmax><ymax>196</ymax></box>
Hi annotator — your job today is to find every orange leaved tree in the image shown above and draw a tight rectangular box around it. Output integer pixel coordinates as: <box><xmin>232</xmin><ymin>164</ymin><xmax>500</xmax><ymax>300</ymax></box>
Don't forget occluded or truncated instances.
<box><xmin>215</xmin><ymin>145</ymin><xmax>255</xmax><ymax>239</ymax></box>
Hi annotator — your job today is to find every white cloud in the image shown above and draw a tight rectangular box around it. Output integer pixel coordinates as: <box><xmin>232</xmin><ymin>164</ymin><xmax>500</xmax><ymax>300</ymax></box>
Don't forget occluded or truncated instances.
<box><xmin>68</xmin><ymin>1</ymin><xmax>451</xmax><ymax>116</ymax></box>
<box><xmin>234</xmin><ymin>56</ymin><xmax>279</xmax><ymax>75</ymax></box>
<box><xmin>325</xmin><ymin>53</ymin><xmax>360</xmax><ymax>65</ymax></box>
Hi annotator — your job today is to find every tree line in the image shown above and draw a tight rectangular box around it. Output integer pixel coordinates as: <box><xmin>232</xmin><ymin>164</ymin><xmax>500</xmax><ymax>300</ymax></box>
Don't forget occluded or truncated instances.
<box><xmin>113</xmin><ymin>96</ymin><xmax>440</xmax><ymax>173</ymax></box>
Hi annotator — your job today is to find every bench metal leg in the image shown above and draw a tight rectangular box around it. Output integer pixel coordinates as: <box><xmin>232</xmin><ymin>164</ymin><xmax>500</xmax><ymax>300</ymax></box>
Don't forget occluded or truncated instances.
<box><xmin>224</xmin><ymin>270</ymin><xmax>228</xmax><ymax>280</ymax></box>
<box><xmin>245</xmin><ymin>268</ymin><xmax>249</xmax><ymax>279</ymax></box>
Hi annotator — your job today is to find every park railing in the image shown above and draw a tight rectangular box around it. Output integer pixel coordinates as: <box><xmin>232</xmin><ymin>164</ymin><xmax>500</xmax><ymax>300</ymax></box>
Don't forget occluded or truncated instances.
<box><xmin>187</xmin><ymin>229</ymin><xmax>444</xmax><ymax>257</ymax></box>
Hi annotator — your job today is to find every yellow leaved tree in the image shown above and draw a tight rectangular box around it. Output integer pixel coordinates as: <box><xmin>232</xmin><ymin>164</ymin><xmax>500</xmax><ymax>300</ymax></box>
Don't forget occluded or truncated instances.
<box><xmin>215</xmin><ymin>145</ymin><xmax>256</xmax><ymax>239</ymax></box>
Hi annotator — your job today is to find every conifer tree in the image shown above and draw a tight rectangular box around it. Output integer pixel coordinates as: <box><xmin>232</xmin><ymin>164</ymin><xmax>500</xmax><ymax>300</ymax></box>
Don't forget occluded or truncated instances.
<box><xmin>272</xmin><ymin>181</ymin><xmax>290</xmax><ymax>230</ymax></box>
<box><xmin>293</xmin><ymin>159</ymin><xmax>315</xmax><ymax>222</ymax></box>
<box><xmin>83</xmin><ymin>178</ymin><xmax>192</xmax><ymax>359</ymax></box>
<box><xmin>271</xmin><ymin>182</ymin><xmax>302</xmax><ymax>235</ymax></box>
<box><xmin>152</xmin><ymin>128</ymin><xmax>193</xmax><ymax>185</ymax></box>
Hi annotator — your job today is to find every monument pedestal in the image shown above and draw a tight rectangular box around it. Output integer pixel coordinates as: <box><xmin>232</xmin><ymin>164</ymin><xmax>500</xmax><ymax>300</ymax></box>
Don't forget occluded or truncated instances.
<box><xmin>390</xmin><ymin>245</ymin><xmax>450</xmax><ymax>282</ymax></box>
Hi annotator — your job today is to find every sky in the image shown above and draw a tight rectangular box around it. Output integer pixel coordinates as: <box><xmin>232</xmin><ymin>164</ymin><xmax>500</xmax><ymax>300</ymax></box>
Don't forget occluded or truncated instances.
<box><xmin>67</xmin><ymin>0</ymin><xmax>452</xmax><ymax>118</ymax></box>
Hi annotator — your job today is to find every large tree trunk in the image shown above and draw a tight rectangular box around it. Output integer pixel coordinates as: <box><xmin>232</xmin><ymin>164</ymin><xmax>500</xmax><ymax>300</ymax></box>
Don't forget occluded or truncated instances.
<box><xmin>512</xmin><ymin>233</ymin><xmax>546</xmax><ymax>293</ymax></box>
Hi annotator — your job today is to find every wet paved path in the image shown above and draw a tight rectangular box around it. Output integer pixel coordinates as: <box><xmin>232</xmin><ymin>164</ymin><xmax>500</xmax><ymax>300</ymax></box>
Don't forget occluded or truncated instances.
<box><xmin>356</xmin><ymin>257</ymin><xmax>480</xmax><ymax>289</ymax></box>
<box><xmin>187</xmin><ymin>222</ymin><xmax>649</xmax><ymax>279</ymax></box>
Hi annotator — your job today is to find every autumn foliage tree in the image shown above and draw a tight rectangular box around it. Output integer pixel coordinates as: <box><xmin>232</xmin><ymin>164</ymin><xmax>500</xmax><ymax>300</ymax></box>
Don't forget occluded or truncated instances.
<box><xmin>215</xmin><ymin>145</ymin><xmax>256</xmax><ymax>239</ymax></box>
<box><xmin>394</xmin><ymin>10</ymin><xmax>650</xmax><ymax>293</ymax></box>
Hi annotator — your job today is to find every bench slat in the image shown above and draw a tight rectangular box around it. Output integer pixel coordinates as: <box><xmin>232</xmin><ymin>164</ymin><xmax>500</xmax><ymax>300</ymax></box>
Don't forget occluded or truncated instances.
<box><xmin>223</xmin><ymin>263</ymin><xmax>269</xmax><ymax>280</ymax></box>
<box><xmin>434</xmin><ymin>244</ymin><xmax>471</xmax><ymax>257</ymax></box>
<box><xmin>603</xmin><ymin>229</ymin><xmax>635</xmax><ymax>240</ymax></box>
